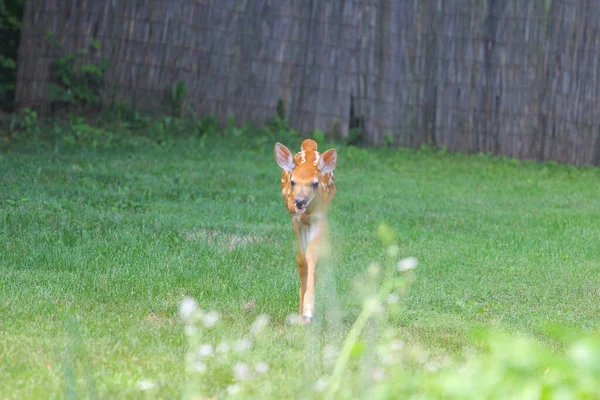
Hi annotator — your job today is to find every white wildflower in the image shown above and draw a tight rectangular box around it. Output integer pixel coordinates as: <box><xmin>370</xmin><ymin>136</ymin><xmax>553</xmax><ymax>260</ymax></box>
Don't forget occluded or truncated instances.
<box><xmin>216</xmin><ymin>342</ymin><xmax>230</xmax><ymax>354</ymax></box>
<box><xmin>179</xmin><ymin>297</ymin><xmax>198</xmax><ymax>321</ymax></box>
<box><xmin>390</xmin><ymin>339</ymin><xmax>405</xmax><ymax>351</ymax></box>
<box><xmin>184</xmin><ymin>325</ymin><xmax>198</xmax><ymax>336</ymax></box>
<box><xmin>197</xmin><ymin>344</ymin><xmax>213</xmax><ymax>358</ymax></box>
<box><xmin>254</xmin><ymin>362</ymin><xmax>269</xmax><ymax>374</ymax></box>
<box><xmin>387</xmin><ymin>244</ymin><xmax>400</xmax><ymax>258</ymax></box>
<box><xmin>367</xmin><ymin>263</ymin><xmax>381</xmax><ymax>278</ymax></box>
<box><xmin>570</xmin><ymin>341</ymin><xmax>593</xmax><ymax>365</ymax></box>
<box><xmin>193</xmin><ymin>361</ymin><xmax>206</xmax><ymax>373</ymax></box>
<box><xmin>314</xmin><ymin>377</ymin><xmax>328</xmax><ymax>392</ymax></box>
<box><xmin>323</xmin><ymin>345</ymin><xmax>339</xmax><ymax>362</ymax></box>
<box><xmin>372</xmin><ymin>368</ymin><xmax>385</xmax><ymax>382</ymax></box>
<box><xmin>233</xmin><ymin>362</ymin><xmax>250</xmax><ymax>381</ymax></box>
<box><xmin>233</xmin><ymin>338</ymin><xmax>253</xmax><ymax>353</ymax></box>
<box><xmin>387</xmin><ymin>293</ymin><xmax>400</xmax><ymax>304</ymax></box>
<box><xmin>285</xmin><ymin>314</ymin><xmax>304</xmax><ymax>325</ymax></box>
<box><xmin>227</xmin><ymin>384</ymin><xmax>242</xmax><ymax>396</ymax></box>
<box><xmin>397</xmin><ymin>257</ymin><xmax>418</xmax><ymax>272</ymax></box>
<box><xmin>137</xmin><ymin>380</ymin><xmax>155</xmax><ymax>390</ymax></box>
<box><xmin>202</xmin><ymin>311</ymin><xmax>220</xmax><ymax>328</ymax></box>
<box><xmin>364</xmin><ymin>297</ymin><xmax>382</xmax><ymax>313</ymax></box>
<box><xmin>250</xmin><ymin>314</ymin><xmax>270</xmax><ymax>335</ymax></box>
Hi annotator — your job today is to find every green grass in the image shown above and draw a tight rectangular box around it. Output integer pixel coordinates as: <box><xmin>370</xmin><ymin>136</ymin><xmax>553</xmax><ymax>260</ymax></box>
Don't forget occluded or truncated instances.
<box><xmin>1</xmin><ymin>130</ymin><xmax>600</xmax><ymax>398</ymax></box>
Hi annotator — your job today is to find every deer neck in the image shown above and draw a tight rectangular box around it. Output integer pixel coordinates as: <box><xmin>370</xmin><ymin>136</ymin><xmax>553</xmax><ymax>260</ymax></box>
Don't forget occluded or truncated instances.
<box><xmin>295</xmin><ymin>212</ymin><xmax>324</xmax><ymax>255</ymax></box>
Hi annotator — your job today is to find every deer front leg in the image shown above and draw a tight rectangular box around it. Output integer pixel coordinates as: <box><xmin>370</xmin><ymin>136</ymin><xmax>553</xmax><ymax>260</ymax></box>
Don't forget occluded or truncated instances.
<box><xmin>297</xmin><ymin>253</ymin><xmax>307</xmax><ymax>316</ymax></box>
<box><xmin>293</xmin><ymin>218</ymin><xmax>309</xmax><ymax>317</ymax></box>
<box><xmin>302</xmin><ymin>235</ymin><xmax>322</xmax><ymax>323</ymax></box>
<box><xmin>294</xmin><ymin>218</ymin><xmax>324</xmax><ymax>323</ymax></box>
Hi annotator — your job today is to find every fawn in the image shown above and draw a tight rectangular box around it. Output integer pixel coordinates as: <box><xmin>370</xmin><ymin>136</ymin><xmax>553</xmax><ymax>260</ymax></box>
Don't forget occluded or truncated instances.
<box><xmin>274</xmin><ymin>139</ymin><xmax>338</xmax><ymax>323</ymax></box>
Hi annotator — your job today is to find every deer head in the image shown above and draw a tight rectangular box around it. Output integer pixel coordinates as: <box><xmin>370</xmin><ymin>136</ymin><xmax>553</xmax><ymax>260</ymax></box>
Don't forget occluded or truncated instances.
<box><xmin>274</xmin><ymin>139</ymin><xmax>337</xmax><ymax>214</ymax></box>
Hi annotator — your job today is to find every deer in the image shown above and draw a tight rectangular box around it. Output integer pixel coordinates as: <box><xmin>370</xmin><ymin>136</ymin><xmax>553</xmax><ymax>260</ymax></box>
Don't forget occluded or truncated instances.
<box><xmin>274</xmin><ymin>139</ymin><xmax>338</xmax><ymax>323</ymax></box>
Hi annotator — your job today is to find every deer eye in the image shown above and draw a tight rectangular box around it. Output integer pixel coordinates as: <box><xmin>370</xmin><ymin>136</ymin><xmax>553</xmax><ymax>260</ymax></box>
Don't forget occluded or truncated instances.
<box><xmin>312</xmin><ymin>181</ymin><xmax>319</xmax><ymax>189</ymax></box>
<box><xmin>290</xmin><ymin>180</ymin><xmax>296</xmax><ymax>188</ymax></box>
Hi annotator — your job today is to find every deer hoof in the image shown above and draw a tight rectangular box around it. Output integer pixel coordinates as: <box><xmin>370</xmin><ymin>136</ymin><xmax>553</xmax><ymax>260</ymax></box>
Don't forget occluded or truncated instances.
<box><xmin>303</xmin><ymin>316</ymin><xmax>313</xmax><ymax>324</ymax></box>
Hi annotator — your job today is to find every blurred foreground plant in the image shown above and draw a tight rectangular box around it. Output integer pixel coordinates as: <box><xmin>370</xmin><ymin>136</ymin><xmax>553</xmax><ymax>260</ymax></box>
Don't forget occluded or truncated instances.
<box><xmin>176</xmin><ymin>224</ymin><xmax>600</xmax><ymax>400</ymax></box>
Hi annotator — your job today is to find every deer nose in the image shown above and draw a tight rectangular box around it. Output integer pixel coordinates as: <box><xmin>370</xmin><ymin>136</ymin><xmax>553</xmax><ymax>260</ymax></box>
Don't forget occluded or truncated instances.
<box><xmin>295</xmin><ymin>199</ymin><xmax>306</xmax><ymax>208</ymax></box>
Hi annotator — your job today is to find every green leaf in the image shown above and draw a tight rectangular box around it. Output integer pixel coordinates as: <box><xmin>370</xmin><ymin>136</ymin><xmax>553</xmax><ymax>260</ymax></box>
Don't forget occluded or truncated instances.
<box><xmin>349</xmin><ymin>341</ymin><xmax>366</xmax><ymax>360</ymax></box>
<box><xmin>171</xmin><ymin>80</ymin><xmax>187</xmax><ymax>103</ymax></box>
<box><xmin>60</xmin><ymin>74</ymin><xmax>73</xmax><ymax>87</ymax></box>
<box><xmin>377</xmin><ymin>223</ymin><xmax>396</xmax><ymax>247</ymax></box>
<box><xmin>97</xmin><ymin>58</ymin><xmax>110</xmax><ymax>71</ymax></box>
<box><xmin>48</xmin><ymin>83</ymin><xmax>65</xmax><ymax>100</ymax></box>
<box><xmin>0</xmin><ymin>82</ymin><xmax>15</xmax><ymax>91</ymax></box>
<box><xmin>76</xmin><ymin>64</ymin><xmax>101</xmax><ymax>77</ymax></box>
<box><xmin>90</xmin><ymin>38</ymin><xmax>101</xmax><ymax>50</ymax></box>
<box><xmin>312</xmin><ymin>129</ymin><xmax>326</xmax><ymax>143</ymax></box>
<box><xmin>0</xmin><ymin>56</ymin><xmax>16</xmax><ymax>69</ymax></box>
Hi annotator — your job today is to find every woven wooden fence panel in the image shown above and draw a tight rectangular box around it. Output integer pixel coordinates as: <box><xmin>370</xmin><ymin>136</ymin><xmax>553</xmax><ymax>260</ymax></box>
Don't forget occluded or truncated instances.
<box><xmin>16</xmin><ymin>0</ymin><xmax>600</xmax><ymax>165</ymax></box>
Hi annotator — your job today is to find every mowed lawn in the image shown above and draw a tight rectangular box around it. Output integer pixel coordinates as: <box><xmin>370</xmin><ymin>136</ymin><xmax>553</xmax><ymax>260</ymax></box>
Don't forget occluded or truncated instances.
<box><xmin>1</xmin><ymin>134</ymin><xmax>599</xmax><ymax>398</ymax></box>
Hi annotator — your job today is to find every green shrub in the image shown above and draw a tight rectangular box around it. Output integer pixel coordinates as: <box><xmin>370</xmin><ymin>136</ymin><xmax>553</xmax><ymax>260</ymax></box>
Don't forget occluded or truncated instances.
<box><xmin>47</xmin><ymin>35</ymin><xmax>110</xmax><ymax>112</ymax></box>
<box><xmin>0</xmin><ymin>0</ymin><xmax>23</xmax><ymax>111</ymax></box>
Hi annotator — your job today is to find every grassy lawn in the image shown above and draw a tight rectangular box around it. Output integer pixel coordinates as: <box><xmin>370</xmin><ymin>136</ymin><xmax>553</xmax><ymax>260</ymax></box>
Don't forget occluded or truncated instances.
<box><xmin>1</xmin><ymin>129</ymin><xmax>600</xmax><ymax>398</ymax></box>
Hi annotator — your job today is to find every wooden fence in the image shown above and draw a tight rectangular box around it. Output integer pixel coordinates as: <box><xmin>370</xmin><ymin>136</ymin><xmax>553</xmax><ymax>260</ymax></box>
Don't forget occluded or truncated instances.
<box><xmin>16</xmin><ymin>0</ymin><xmax>600</xmax><ymax>165</ymax></box>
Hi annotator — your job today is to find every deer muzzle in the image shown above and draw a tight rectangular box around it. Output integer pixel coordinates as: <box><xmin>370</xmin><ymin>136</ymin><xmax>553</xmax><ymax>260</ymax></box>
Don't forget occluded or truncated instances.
<box><xmin>295</xmin><ymin>198</ymin><xmax>308</xmax><ymax>214</ymax></box>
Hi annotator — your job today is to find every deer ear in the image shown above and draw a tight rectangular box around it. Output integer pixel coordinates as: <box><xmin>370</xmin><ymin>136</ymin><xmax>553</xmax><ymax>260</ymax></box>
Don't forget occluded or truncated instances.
<box><xmin>319</xmin><ymin>148</ymin><xmax>338</xmax><ymax>173</ymax></box>
<box><xmin>274</xmin><ymin>142</ymin><xmax>295</xmax><ymax>172</ymax></box>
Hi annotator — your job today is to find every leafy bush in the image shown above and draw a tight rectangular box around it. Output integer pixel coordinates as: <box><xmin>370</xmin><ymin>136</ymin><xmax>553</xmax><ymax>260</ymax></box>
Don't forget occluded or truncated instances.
<box><xmin>0</xmin><ymin>0</ymin><xmax>23</xmax><ymax>111</ymax></box>
<box><xmin>171</xmin><ymin>79</ymin><xmax>187</xmax><ymax>118</ymax></box>
<box><xmin>9</xmin><ymin>107</ymin><xmax>37</xmax><ymax>132</ymax></box>
<box><xmin>47</xmin><ymin>35</ymin><xmax>109</xmax><ymax>112</ymax></box>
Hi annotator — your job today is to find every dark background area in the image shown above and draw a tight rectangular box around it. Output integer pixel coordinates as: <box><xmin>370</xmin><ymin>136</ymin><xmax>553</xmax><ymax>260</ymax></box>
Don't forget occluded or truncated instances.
<box><xmin>3</xmin><ymin>0</ymin><xmax>600</xmax><ymax>166</ymax></box>
<box><xmin>0</xmin><ymin>0</ymin><xmax>23</xmax><ymax>111</ymax></box>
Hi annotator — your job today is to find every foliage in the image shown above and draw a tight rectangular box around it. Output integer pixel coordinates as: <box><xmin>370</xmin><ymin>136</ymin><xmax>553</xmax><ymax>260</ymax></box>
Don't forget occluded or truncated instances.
<box><xmin>1</xmin><ymin>105</ymin><xmax>227</xmax><ymax>150</ymax></box>
<box><xmin>171</xmin><ymin>79</ymin><xmax>187</xmax><ymax>118</ymax></box>
<box><xmin>312</xmin><ymin>129</ymin><xmax>327</xmax><ymax>144</ymax></box>
<box><xmin>179</xmin><ymin>224</ymin><xmax>600</xmax><ymax>399</ymax></box>
<box><xmin>346</xmin><ymin>127</ymin><xmax>363</xmax><ymax>146</ymax></box>
<box><xmin>47</xmin><ymin>35</ymin><xmax>110</xmax><ymax>112</ymax></box>
<box><xmin>383</xmin><ymin>132</ymin><xmax>394</xmax><ymax>148</ymax></box>
<box><xmin>0</xmin><ymin>0</ymin><xmax>23</xmax><ymax>111</ymax></box>
<box><xmin>276</xmin><ymin>98</ymin><xmax>286</xmax><ymax>120</ymax></box>
<box><xmin>9</xmin><ymin>107</ymin><xmax>37</xmax><ymax>132</ymax></box>
<box><xmin>405</xmin><ymin>331</ymin><xmax>600</xmax><ymax>399</ymax></box>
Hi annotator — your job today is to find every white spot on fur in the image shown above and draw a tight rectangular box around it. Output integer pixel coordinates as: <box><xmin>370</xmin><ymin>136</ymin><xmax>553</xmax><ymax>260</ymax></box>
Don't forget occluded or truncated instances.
<box><xmin>300</xmin><ymin>151</ymin><xmax>306</xmax><ymax>164</ymax></box>
<box><xmin>313</xmin><ymin>152</ymin><xmax>321</xmax><ymax>166</ymax></box>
